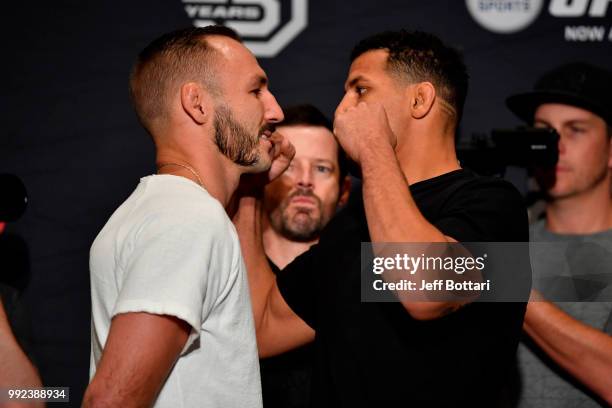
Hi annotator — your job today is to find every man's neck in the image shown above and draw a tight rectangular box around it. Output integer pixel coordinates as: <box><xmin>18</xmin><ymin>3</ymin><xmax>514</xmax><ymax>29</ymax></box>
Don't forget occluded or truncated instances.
<box><xmin>156</xmin><ymin>145</ymin><xmax>241</xmax><ymax>208</ymax></box>
<box><xmin>546</xmin><ymin>181</ymin><xmax>612</xmax><ymax>234</ymax></box>
<box><xmin>396</xmin><ymin>123</ymin><xmax>460</xmax><ymax>185</ymax></box>
<box><xmin>262</xmin><ymin>218</ymin><xmax>317</xmax><ymax>269</ymax></box>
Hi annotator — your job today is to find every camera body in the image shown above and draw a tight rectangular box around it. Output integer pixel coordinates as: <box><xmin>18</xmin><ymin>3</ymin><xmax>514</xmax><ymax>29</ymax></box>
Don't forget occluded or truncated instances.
<box><xmin>457</xmin><ymin>127</ymin><xmax>559</xmax><ymax>175</ymax></box>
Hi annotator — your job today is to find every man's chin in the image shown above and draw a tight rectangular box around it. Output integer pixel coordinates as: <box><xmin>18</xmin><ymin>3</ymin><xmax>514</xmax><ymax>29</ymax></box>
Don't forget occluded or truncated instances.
<box><xmin>241</xmin><ymin>153</ymin><xmax>271</xmax><ymax>174</ymax></box>
<box><xmin>282</xmin><ymin>225</ymin><xmax>319</xmax><ymax>242</ymax></box>
<box><xmin>545</xmin><ymin>184</ymin><xmax>578</xmax><ymax>200</ymax></box>
<box><xmin>280</xmin><ymin>214</ymin><xmax>322</xmax><ymax>241</ymax></box>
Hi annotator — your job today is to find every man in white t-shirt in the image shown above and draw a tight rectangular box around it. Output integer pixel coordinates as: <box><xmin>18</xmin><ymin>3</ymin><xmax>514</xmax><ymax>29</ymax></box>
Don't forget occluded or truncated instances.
<box><xmin>83</xmin><ymin>26</ymin><xmax>294</xmax><ymax>408</ymax></box>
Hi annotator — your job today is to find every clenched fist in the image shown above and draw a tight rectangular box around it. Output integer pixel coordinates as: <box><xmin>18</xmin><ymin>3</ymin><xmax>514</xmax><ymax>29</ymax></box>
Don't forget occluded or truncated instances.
<box><xmin>333</xmin><ymin>101</ymin><xmax>397</xmax><ymax>164</ymax></box>
<box><xmin>267</xmin><ymin>130</ymin><xmax>295</xmax><ymax>182</ymax></box>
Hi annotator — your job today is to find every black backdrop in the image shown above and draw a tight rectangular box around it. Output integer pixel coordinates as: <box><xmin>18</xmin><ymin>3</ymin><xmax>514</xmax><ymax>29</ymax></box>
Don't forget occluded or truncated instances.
<box><xmin>2</xmin><ymin>1</ymin><xmax>611</xmax><ymax>406</ymax></box>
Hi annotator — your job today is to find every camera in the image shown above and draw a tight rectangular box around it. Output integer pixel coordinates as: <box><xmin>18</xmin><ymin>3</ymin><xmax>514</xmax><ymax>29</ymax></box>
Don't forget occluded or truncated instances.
<box><xmin>457</xmin><ymin>127</ymin><xmax>559</xmax><ymax>175</ymax></box>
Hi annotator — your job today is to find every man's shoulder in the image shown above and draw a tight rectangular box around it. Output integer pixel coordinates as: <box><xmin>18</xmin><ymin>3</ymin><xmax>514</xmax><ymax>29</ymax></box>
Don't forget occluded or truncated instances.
<box><xmin>450</xmin><ymin>171</ymin><xmax>525</xmax><ymax>214</ymax></box>
<box><xmin>415</xmin><ymin>170</ymin><xmax>525</xmax><ymax>215</ymax></box>
<box><xmin>129</xmin><ymin>175</ymin><xmax>227</xmax><ymax>227</ymax></box>
<box><xmin>94</xmin><ymin>176</ymin><xmax>230</xmax><ymax>252</ymax></box>
<box><xmin>413</xmin><ymin>169</ymin><xmax>520</xmax><ymax>201</ymax></box>
<box><xmin>420</xmin><ymin>170</ymin><xmax>528</xmax><ymax>242</ymax></box>
<box><xmin>141</xmin><ymin>174</ymin><xmax>223</xmax><ymax>210</ymax></box>
<box><xmin>454</xmin><ymin>170</ymin><xmax>522</xmax><ymax>198</ymax></box>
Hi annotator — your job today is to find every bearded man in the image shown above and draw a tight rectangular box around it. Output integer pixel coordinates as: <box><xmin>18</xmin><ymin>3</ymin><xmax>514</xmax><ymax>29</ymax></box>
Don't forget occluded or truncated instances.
<box><xmin>262</xmin><ymin>104</ymin><xmax>350</xmax><ymax>269</ymax></box>
<box><xmin>83</xmin><ymin>26</ymin><xmax>293</xmax><ymax>408</ymax></box>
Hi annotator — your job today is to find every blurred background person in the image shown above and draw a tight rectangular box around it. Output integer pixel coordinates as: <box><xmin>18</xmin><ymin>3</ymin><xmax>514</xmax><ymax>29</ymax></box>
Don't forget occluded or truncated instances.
<box><xmin>506</xmin><ymin>62</ymin><xmax>612</xmax><ymax>407</ymax></box>
<box><xmin>260</xmin><ymin>104</ymin><xmax>350</xmax><ymax>408</ymax></box>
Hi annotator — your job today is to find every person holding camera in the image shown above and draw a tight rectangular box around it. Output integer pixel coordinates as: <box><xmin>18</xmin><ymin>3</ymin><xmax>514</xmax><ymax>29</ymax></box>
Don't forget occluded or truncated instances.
<box><xmin>506</xmin><ymin>62</ymin><xmax>612</xmax><ymax>407</ymax></box>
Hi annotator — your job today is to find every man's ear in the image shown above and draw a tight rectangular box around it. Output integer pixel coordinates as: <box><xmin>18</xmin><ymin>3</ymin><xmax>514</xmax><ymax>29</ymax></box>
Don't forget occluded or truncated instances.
<box><xmin>180</xmin><ymin>82</ymin><xmax>209</xmax><ymax>125</ymax></box>
<box><xmin>408</xmin><ymin>82</ymin><xmax>436</xmax><ymax>119</ymax></box>
<box><xmin>337</xmin><ymin>176</ymin><xmax>352</xmax><ymax>208</ymax></box>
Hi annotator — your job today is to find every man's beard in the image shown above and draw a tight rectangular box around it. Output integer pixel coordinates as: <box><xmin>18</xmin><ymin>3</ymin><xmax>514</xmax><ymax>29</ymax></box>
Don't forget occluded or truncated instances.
<box><xmin>276</xmin><ymin>189</ymin><xmax>326</xmax><ymax>242</ymax></box>
<box><xmin>214</xmin><ymin>104</ymin><xmax>262</xmax><ymax>167</ymax></box>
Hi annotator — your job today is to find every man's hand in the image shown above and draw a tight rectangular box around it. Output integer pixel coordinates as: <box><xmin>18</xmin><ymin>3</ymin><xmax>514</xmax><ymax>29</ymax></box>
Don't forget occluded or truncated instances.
<box><xmin>233</xmin><ymin>131</ymin><xmax>294</xmax><ymax>205</ymax></box>
<box><xmin>333</xmin><ymin>101</ymin><xmax>396</xmax><ymax>164</ymax></box>
<box><xmin>267</xmin><ymin>131</ymin><xmax>295</xmax><ymax>182</ymax></box>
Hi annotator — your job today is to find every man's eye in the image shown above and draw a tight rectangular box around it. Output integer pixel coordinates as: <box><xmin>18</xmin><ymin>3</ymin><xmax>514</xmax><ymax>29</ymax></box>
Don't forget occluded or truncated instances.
<box><xmin>251</xmin><ymin>89</ymin><xmax>262</xmax><ymax>96</ymax></box>
<box><xmin>570</xmin><ymin>126</ymin><xmax>585</xmax><ymax>134</ymax></box>
<box><xmin>355</xmin><ymin>86</ymin><xmax>367</xmax><ymax>96</ymax></box>
<box><xmin>316</xmin><ymin>165</ymin><xmax>332</xmax><ymax>173</ymax></box>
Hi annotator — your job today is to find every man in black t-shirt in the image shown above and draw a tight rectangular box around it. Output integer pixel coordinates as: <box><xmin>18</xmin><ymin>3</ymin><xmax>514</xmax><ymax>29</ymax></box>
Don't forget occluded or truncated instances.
<box><xmin>234</xmin><ymin>30</ymin><xmax>529</xmax><ymax>407</ymax></box>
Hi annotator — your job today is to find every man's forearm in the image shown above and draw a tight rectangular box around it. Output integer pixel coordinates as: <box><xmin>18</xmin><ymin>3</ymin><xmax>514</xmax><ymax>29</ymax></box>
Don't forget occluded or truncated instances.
<box><xmin>360</xmin><ymin>143</ymin><xmax>447</xmax><ymax>244</ymax></box>
<box><xmin>232</xmin><ymin>194</ymin><xmax>276</xmax><ymax>330</ymax></box>
<box><xmin>83</xmin><ymin>313</ymin><xmax>189</xmax><ymax>408</ymax></box>
<box><xmin>359</xmin><ymin>144</ymin><xmax>468</xmax><ymax>320</ymax></box>
<box><xmin>524</xmin><ymin>298</ymin><xmax>612</xmax><ymax>404</ymax></box>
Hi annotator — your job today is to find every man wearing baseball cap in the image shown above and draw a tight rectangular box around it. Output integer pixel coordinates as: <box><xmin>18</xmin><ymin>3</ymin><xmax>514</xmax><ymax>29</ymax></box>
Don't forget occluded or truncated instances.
<box><xmin>506</xmin><ymin>62</ymin><xmax>612</xmax><ymax>407</ymax></box>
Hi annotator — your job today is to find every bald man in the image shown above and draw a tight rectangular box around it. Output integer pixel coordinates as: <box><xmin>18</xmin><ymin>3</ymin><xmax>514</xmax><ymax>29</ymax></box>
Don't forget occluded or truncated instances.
<box><xmin>84</xmin><ymin>26</ymin><xmax>293</xmax><ymax>408</ymax></box>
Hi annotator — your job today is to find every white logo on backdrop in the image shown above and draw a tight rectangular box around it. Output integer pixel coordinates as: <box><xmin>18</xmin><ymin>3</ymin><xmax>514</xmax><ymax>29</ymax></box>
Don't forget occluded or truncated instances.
<box><xmin>466</xmin><ymin>0</ymin><xmax>545</xmax><ymax>33</ymax></box>
<box><xmin>182</xmin><ymin>0</ymin><xmax>307</xmax><ymax>57</ymax></box>
<box><xmin>466</xmin><ymin>0</ymin><xmax>612</xmax><ymax>41</ymax></box>
<box><xmin>549</xmin><ymin>0</ymin><xmax>611</xmax><ymax>17</ymax></box>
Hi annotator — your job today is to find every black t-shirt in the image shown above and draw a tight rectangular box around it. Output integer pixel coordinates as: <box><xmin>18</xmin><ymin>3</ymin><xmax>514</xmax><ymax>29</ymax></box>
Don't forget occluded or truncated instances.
<box><xmin>260</xmin><ymin>260</ymin><xmax>313</xmax><ymax>408</ymax></box>
<box><xmin>277</xmin><ymin>169</ymin><xmax>529</xmax><ymax>408</ymax></box>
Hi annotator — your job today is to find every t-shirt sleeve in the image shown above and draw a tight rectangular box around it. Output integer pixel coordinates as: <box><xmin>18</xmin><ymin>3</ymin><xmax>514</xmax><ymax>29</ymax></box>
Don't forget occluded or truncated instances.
<box><xmin>435</xmin><ymin>178</ymin><xmax>529</xmax><ymax>242</ymax></box>
<box><xmin>435</xmin><ymin>178</ymin><xmax>531</xmax><ymax>301</ymax></box>
<box><xmin>113</xmin><ymin>209</ymin><xmax>226</xmax><ymax>354</ymax></box>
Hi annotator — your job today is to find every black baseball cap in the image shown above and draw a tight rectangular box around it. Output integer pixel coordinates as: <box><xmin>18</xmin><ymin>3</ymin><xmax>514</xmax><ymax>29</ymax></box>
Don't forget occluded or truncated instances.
<box><xmin>506</xmin><ymin>62</ymin><xmax>612</xmax><ymax>126</ymax></box>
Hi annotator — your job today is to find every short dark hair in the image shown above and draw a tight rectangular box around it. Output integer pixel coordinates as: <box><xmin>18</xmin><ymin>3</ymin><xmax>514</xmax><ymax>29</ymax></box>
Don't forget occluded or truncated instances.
<box><xmin>350</xmin><ymin>30</ymin><xmax>469</xmax><ymax>122</ymax></box>
<box><xmin>129</xmin><ymin>26</ymin><xmax>241</xmax><ymax>134</ymax></box>
<box><xmin>279</xmin><ymin>104</ymin><xmax>349</xmax><ymax>183</ymax></box>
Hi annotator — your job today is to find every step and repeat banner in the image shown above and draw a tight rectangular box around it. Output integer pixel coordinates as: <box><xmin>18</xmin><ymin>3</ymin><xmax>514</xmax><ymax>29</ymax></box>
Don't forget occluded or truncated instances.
<box><xmin>2</xmin><ymin>0</ymin><xmax>611</xmax><ymax>405</ymax></box>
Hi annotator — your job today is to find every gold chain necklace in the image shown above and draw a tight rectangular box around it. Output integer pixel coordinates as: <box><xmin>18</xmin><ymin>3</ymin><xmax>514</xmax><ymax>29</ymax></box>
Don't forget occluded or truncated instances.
<box><xmin>157</xmin><ymin>162</ymin><xmax>203</xmax><ymax>187</ymax></box>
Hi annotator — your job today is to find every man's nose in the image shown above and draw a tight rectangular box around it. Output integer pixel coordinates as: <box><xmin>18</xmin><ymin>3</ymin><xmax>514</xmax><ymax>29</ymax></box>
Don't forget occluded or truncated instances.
<box><xmin>295</xmin><ymin>165</ymin><xmax>314</xmax><ymax>189</ymax></box>
<box><xmin>335</xmin><ymin>93</ymin><xmax>352</xmax><ymax>119</ymax></box>
<box><xmin>264</xmin><ymin>91</ymin><xmax>284</xmax><ymax>124</ymax></box>
<box><xmin>557</xmin><ymin>129</ymin><xmax>567</xmax><ymax>156</ymax></box>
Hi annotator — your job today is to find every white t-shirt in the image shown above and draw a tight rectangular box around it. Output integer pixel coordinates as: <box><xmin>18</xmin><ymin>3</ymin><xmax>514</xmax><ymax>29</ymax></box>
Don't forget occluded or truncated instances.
<box><xmin>89</xmin><ymin>175</ymin><xmax>262</xmax><ymax>408</ymax></box>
